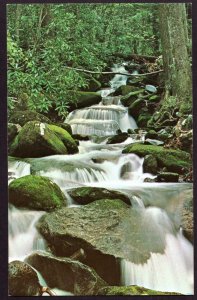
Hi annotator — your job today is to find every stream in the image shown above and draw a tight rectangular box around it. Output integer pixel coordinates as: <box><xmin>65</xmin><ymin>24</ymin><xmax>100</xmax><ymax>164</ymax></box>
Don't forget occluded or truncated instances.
<box><xmin>8</xmin><ymin>64</ymin><xmax>194</xmax><ymax>295</ymax></box>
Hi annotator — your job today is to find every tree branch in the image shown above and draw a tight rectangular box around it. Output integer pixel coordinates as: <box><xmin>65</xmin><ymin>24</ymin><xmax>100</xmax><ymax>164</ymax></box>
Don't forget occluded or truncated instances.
<box><xmin>64</xmin><ymin>66</ymin><xmax>163</xmax><ymax>77</ymax></box>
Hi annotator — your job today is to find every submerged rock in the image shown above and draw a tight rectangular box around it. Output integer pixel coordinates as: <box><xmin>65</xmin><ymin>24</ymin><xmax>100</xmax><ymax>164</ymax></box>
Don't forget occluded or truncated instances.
<box><xmin>123</xmin><ymin>143</ymin><xmax>191</xmax><ymax>174</ymax></box>
<box><xmin>37</xmin><ymin>199</ymin><xmax>168</xmax><ymax>284</ymax></box>
<box><xmin>9</xmin><ymin>260</ymin><xmax>41</xmax><ymax>296</ymax></box>
<box><xmin>9</xmin><ymin>110</ymin><xmax>50</xmax><ymax>126</ymax></box>
<box><xmin>25</xmin><ymin>251</ymin><xmax>106</xmax><ymax>295</ymax></box>
<box><xmin>97</xmin><ymin>285</ymin><xmax>182</xmax><ymax>295</ymax></box>
<box><xmin>9</xmin><ymin>121</ymin><xmax>78</xmax><ymax>157</ymax></box>
<box><xmin>9</xmin><ymin>175</ymin><xmax>67</xmax><ymax>211</ymax></box>
<box><xmin>68</xmin><ymin>187</ymin><xmax>131</xmax><ymax>205</ymax></box>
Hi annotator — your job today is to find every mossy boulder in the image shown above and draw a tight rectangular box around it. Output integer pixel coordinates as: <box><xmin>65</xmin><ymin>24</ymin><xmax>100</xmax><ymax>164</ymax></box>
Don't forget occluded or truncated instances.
<box><xmin>156</xmin><ymin>172</ymin><xmax>179</xmax><ymax>182</ymax></box>
<box><xmin>9</xmin><ymin>260</ymin><xmax>41</xmax><ymax>296</ymax></box>
<box><xmin>145</xmin><ymin>130</ymin><xmax>158</xmax><ymax>140</ymax></box>
<box><xmin>87</xmin><ymin>77</ymin><xmax>102</xmax><ymax>92</ymax></box>
<box><xmin>143</xmin><ymin>154</ymin><xmax>158</xmax><ymax>174</ymax></box>
<box><xmin>70</xmin><ymin>91</ymin><xmax>102</xmax><ymax>110</ymax></box>
<box><xmin>148</xmin><ymin>95</ymin><xmax>160</xmax><ymax>102</ymax></box>
<box><xmin>128</xmin><ymin>98</ymin><xmax>145</xmax><ymax>117</ymax></box>
<box><xmin>37</xmin><ymin>199</ymin><xmax>169</xmax><ymax>284</ymax></box>
<box><xmin>123</xmin><ymin>143</ymin><xmax>191</xmax><ymax>174</ymax></box>
<box><xmin>137</xmin><ymin>113</ymin><xmax>152</xmax><ymax>127</ymax></box>
<box><xmin>9</xmin><ymin>175</ymin><xmax>67</xmax><ymax>211</ymax></box>
<box><xmin>47</xmin><ymin>124</ymin><xmax>78</xmax><ymax>154</ymax></box>
<box><xmin>25</xmin><ymin>251</ymin><xmax>106</xmax><ymax>296</ymax></box>
<box><xmin>121</xmin><ymin>89</ymin><xmax>144</xmax><ymax>107</ymax></box>
<box><xmin>97</xmin><ymin>285</ymin><xmax>182</xmax><ymax>296</ymax></box>
<box><xmin>57</xmin><ymin>123</ymin><xmax>72</xmax><ymax>135</ymax></box>
<box><xmin>68</xmin><ymin>187</ymin><xmax>131</xmax><ymax>205</ymax></box>
<box><xmin>9</xmin><ymin>110</ymin><xmax>51</xmax><ymax>127</ymax></box>
<box><xmin>9</xmin><ymin>121</ymin><xmax>78</xmax><ymax>158</ymax></box>
<box><xmin>8</xmin><ymin>123</ymin><xmax>21</xmax><ymax>145</ymax></box>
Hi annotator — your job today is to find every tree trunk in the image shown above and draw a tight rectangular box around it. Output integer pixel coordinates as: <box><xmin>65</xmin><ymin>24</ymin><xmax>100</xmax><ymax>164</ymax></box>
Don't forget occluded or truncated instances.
<box><xmin>15</xmin><ymin>4</ymin><xmax>22</xmax><ymax>44</ymax></box>
<box><xmin>158</xmin><ymin>4</ymin><xmax>192</xmax><ymax>113</ymax></box>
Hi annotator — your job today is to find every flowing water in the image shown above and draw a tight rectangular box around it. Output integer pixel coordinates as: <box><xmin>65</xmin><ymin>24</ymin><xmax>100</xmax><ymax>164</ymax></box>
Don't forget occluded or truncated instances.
<box><xmin>8</xmin><ymin>63</ymin><xmax>193</xmax><ymax>295</ymax></box>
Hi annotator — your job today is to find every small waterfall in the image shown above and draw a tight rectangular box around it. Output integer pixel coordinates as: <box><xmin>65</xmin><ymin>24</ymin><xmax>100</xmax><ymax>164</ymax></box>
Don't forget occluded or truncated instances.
<box><xmin>9</xmin><ymin>205</ymin><xmax>46</xmax><ymax>262</ymax></box>
<box><xmin>8</xmin><ymin>159</ymin><xmax>31</xmax><ymax>183</ymax></box>
<box><xmin>66</xmin><ymin>64</ymin><xmax>137</xmax><ymax>136</ymax></box>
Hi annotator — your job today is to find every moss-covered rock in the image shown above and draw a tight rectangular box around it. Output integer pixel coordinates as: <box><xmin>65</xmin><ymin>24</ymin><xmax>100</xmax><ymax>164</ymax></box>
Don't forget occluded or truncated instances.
<box><xmin>123</xmin><ymin>143</ymin><xmax>191</xmax><ymax>174</ymax></box>
<box><xmin>9</xmin><ymin>175</ymin><xmax>67</xmax><ymax>211</ymax></box>
<box><xmin>47</xmin><ymin>124</ymin><xmax>78</xmax><ymax>154</ymax></box>
<box><xmin>137</xmin><ymin>113</ymin><xmax>152</xmax><ymax>127</ymax></box>
<box><xmin>121</xmin><ymin>89</ymin><xmax>144</xmax><ymax>107</ymax></box>
<box><xmin>143</xmin><ymin>154</ymin><xmax>158</xmax><ymax>174</ymax></box>
<box><xmin>9</xmin><ymin>110</ymin><xmax>51</xmax><ymax>126</ymax></box>
<box><xmin>87</xmin><ymin>77</ymin><xmax>102</xmax><ymax>92</ymax></box>
<box><xmin>25</xmin><ymin>251</ymin><xmax>106</xmax><ymax>296</ymax></box>
<box><xmin>157</xmin><ymin>172</ymin><xmax>179</xmax><ymax>182</ymax></box>
<box><xmin>148</xmin><ymin>95</ymin><xmax>160</xmax><ymax>102</ymax></box>
<box><xmin>9</xmin><ymin>260</ymin><xmax>41</xmax><ymax>296</ymax></box>
<box><xmin>97</xmin><ymin>285</ymin><xmax>182</xmax><ymax>295</ymax></box>
<box><xmin>68</xmin><ymin>187</ymin><xmax>131</xmax><ymax>205</ymax></box>
<box><xmin>128</xmin><ymin>98</ymin><xmax>145</xmax><ymax>117</ymax></box>
<box><xmin>9</xmin><ymin>121</ymin><xmax>78</xmax><ymax>157</ymax></box>
<box><xmin>114</xmin><ymin>85</ymin><xmax>139</xmax><ymax>97</ymax></box>
<box><xmin>57</xmin><ymin>123</ymin><xmax>72</xmax><ymax>135</ymax></box>
<box><xmin>145</xmin><ymin>129</ymin><xmax>158</xmax><ymax>140</ymax></box>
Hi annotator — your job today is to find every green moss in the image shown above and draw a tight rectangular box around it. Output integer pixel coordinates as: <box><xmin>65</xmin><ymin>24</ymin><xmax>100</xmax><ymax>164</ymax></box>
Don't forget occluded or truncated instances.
<box><xmin>9</xmin><ymin>121</ymin><xmax>68</xmax><ymax>158</ymax></box>
<box><xmin>123</xmin><ymin>143</ymin><xmax>191</xmax><ymax>173</ymax></box>
<box><xmin>9</xmin><ymin>110</ymin><xmax>50</xmax><ymax>126</ymax></box>
<box><xmin>9</xmin><ymin>175</ymin><xmax>66</xmax><ymax>211</ymax></box>
<box><xmin>98</xmin><ymin>285</ymin><xmax>182</xmax><ymax>295</ymax></box>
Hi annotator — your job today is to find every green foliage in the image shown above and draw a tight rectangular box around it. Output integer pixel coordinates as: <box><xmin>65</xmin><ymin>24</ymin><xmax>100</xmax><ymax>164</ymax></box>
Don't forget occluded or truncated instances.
<box><xmin>7</xmin><ymin>3</ymin><xmax>158</xmax><ymax>116</ymax></box>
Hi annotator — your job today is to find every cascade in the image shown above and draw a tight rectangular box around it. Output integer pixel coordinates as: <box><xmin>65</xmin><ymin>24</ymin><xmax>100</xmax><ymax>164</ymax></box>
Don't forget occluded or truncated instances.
<box><xmin>8</xmin><ymin>62</ymin><xmax>193</xmax><ymax>295</ymax></box>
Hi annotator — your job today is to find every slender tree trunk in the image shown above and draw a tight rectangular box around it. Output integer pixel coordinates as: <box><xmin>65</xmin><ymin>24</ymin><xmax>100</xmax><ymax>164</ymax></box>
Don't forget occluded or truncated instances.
<box><xmin>158</xmin><ymin>4</ymin><xmax>192</xmax><ymax>112</ymax></box>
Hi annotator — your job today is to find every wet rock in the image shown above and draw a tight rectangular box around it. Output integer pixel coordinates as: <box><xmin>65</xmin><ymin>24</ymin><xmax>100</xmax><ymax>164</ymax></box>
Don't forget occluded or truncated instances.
<box><xmin>123</xmin><ymin>143</ymin><xmax>191</xmax><ymax>174</ymax></box>
<box><xmin>9</xmin><ymin>175</ymin><xmax>67</xmax><ymax>211</ymax></box>
<box><xmin>72</xmin><ymin>134</ymin><xmax>90</xmax><ymax>141</ymax></box>
<box><xmin>156</xmin><ymin>172</ymin><xmax>179</xmax><ymax>182</ymax></box>
<box><xmin>143</xmin><ymin>154</ymin><xmax>158</xmax><ymax>174</ymax></box>
<box><xmin>9</xmin><ymin>110</ymin><xmax>51</xmax><ymax>126</ymax></box>
<box><xmin>37</xmin><ymin>199</ymin><xmax>168</xmax><ymax>284</ymax></box>
<box><xmin>25</xmin><ymin>251</ymin><xmax>106</xmax><ymax>295</ymax></box>
<box><xmin>107</xmin><ymin>133</ymin><xmax>128</xmax><ymax>144</ymax></box>
<box><xmin>145</xmin><ymin>84</ymin><xmax>157</xmax><ymax>93</ymax></box>
<box><xmin>68</xmin><ymin>187</ymin><xmax>131</xmax><ymax>205</ymax></box>
<box><xmin>9</xmin><ymin>260</ymin><xmax>41</xmax><ymax>296</ymax></box>
<box><xmin>97</xmin><ymin>285</ymin><xmax>182</xmax><ymax>295</ymax></box>
<box><xmin>128</xmin><ymin>98</ymin><xmax>145</xmax><ymax>117</ymax></box>
<box><xmin>9</xmin><ymin>121</ymin><xmax>78</xmax><ymax>157</ymax></box>
<box><xmin>148</xmin><ymin>95</ymin><xmax>160</xmax><ymax>102</ymax></box>
<box><xmin>8</xmin><ymin>123</ymin><xmax>21</xmax><ymax>144</ymax></box>
<box><xmin>113</xmin><ymin>85</ymin><xmax>139</xmax><ymax>96</ymax></box>
<box><xmin>121</xmin><ymin>89</ymin><xmax>144</xmax><ymax>107</ymax></box>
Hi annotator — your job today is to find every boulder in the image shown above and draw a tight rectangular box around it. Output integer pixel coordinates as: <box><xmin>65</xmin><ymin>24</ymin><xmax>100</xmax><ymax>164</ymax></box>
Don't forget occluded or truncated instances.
<box><xmin>145</xmin><ymin>130</ymin><xmax>158</xmax><ymax>140</ymax></box>
<box><xmin>123</xmin><ymin>144</ymin><xmax>191</xmax><ymax>174</ymax></box>
<box><xmin>107</xmin><ymin>133</ymin><xmax>128</xmax><ymax>144</ymax></box>
<box><xmin>47</xmin><ymin>124</ymin><xmax>78</xmax><ymax>154</ymax></box>
<box><xmin>121</xmin><ymin>89</ymin><xmax>144</xmax><ymax>107</ymax></box>
<box><xmin>9</xmin><ymin>175</ymin><xmax>67</xmax><ymax>211</ymax></box>
<box><xmin>9</xmin><ymin>110</ymin><xmax>51</xmax><ymax>126</ymax></box>
<box><xmin>9</xmin><ymin>121</ymin><xmax>78</xmax><ymax>158</ymax></box>
<box><xmin>97</xmin><ymin>285</ymin><xmax>182</xmax><ymax>296</ymax></box>
<box><xmin>143</xmin><ymin>154</ymin><xmax>158</xmax><ymax>174</ymax></box>
<box><xmin>114</xmin><ymin>85</ymin><xmax>139</xmax><ymax>96</ymax></box>
<box><xmin>156</xmin><ymin>172</ymin><xmax>179</xmax><ymax>182</ymax></box>
<box><xmin>57</xmin><ymin>123</ymin><xmax>72</xmax><ymax>135</ymax></box>
<box><xmin>68</xmin><ymin>187</ymin><xmax>131</xmax><ymax>205</ymax></box>
<box><xmin>128</xmin><ymin>98</ymin><xmax>145</xmax><ymax>117</ymax></box>
<box><xmin>25</xmin><ymin>251</ymin><xmax>106</xmax><ymax>295</ymax></box>
<box><xmin>137</xmin><ymin>113</ymin><xmax>152</xmax><ymax>127</ymax></box>
<box><xmin>9</xmin><ymin>260</ymin><xmax>41</xmax><ymax>296</ymax></box>
<box><xmin>69</xmin><ymin>91</ymin><xmax>102</xmax><ymax>110</ymax></box>
<box><xmin>87</xmin><ymin>77</ymin><xmax>102</xmax><ymax>92</ymax></box>
<box><xmin>8</xmin><ymin>123</ymin><xmax>21</xmax><ymax>144</ymax></box>
<box><xmin>37</xmin><ymin>199</ymin><xmax>168</xmax><ymax>284</ymax></box>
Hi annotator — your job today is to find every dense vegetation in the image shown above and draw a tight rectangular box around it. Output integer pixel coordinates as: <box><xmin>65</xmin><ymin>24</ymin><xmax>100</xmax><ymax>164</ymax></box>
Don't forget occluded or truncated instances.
<box><xmin>8</xmin><ymin>3</ymin><xmax>190</xmax><ymax>117</ymax></box>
